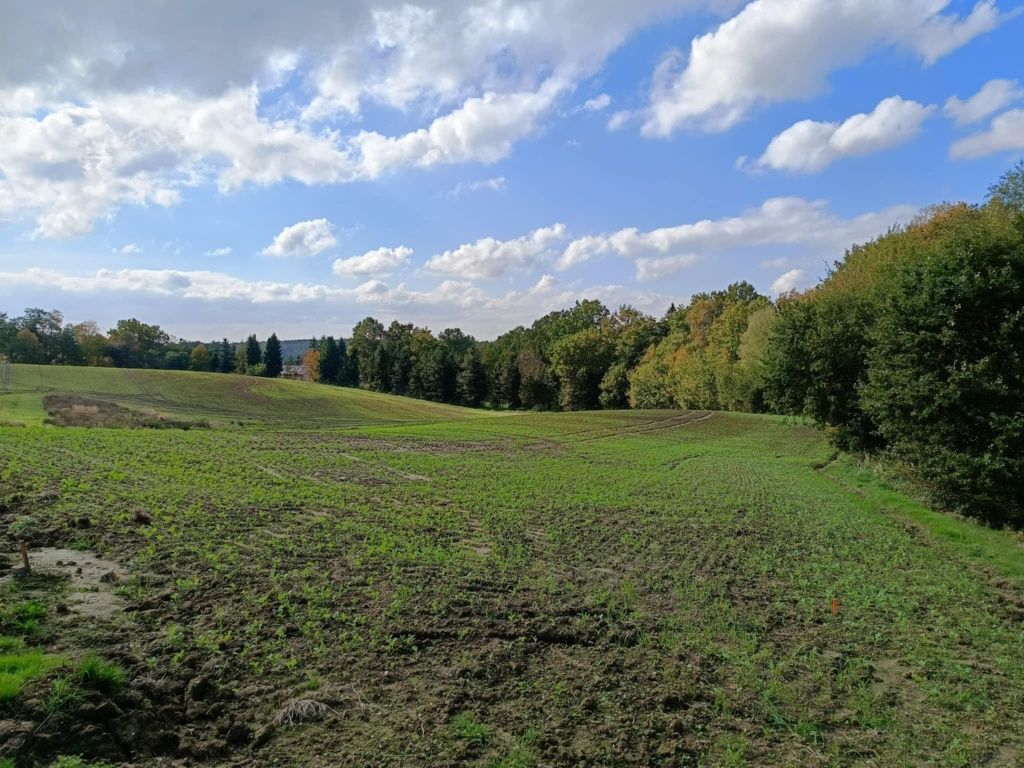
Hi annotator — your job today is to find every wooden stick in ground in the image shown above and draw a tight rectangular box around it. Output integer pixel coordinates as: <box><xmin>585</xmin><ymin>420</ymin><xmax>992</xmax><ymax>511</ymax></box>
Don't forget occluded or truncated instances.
<box><xmin>19</xmin><ymin>541</ymin><xmax>30</xmax><ymax>574</ymax></box>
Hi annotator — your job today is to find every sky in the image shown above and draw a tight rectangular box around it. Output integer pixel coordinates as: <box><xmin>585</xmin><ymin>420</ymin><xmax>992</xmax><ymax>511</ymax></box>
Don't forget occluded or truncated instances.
<box><xmin>0</xmin><ymin>0</ymin><xmax>1022</xmax><ymax>341</ymax></box>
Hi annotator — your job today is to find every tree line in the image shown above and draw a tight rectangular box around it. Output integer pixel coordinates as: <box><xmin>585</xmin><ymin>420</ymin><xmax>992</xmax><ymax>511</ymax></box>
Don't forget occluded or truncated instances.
<box><xmin>0</xmin><ymin>314</ymin><xmax>290</xmax><ymax>379</ymax></box>
<box><xmin>2</xmin><ymin>163</ymin><xmax>1021</xmax><ymax>524</ymax></box>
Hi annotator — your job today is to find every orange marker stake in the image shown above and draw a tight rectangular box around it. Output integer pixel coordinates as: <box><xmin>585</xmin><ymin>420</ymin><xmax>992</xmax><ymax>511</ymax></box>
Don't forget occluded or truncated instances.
<box><xmin>831</xmin><ymin>597</ymin><xmax>839</xmax><ymax>616</ymax></box>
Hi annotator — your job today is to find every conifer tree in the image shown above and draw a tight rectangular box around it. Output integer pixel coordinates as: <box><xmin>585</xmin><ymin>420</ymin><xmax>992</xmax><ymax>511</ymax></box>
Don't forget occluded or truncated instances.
<box><xmin>318</xmin><ymin>336</ymin><xmax>341</xmax><ymax>384</ymax></box>
<box><xmin>263</xmin><ymin>333</ymin><xmax>283</xmax><ymax>378</ymax></box>
<box><xmin>245</xmin><ymin>334</ymin><xmax>261</xmax><ymax>368</ymax></box>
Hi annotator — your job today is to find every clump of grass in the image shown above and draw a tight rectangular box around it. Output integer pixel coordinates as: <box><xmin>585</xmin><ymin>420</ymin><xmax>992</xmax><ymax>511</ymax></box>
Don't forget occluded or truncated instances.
<box><xmin>451</xmin><ymin>712</ymin><xmax>492</xmax><ymax>746</ymax></box>
<box><xmin>44</xmin><ymin>677</ymin><xmax>83</xmax><ymax>714</ymax></box>
<box><xmin>0</xmin><ymin>756</ymin><xmax>16</xmax><ymax>768</ymax></box>
<box><xmin>0</xmin><ymin>600</ymin><xmax>46</xmax><ymax>635</ymax></box>
<box><xmin>272</xmin><ymin>698</ymin><xmax>335</xmax><ymax>727</ymax></box>
<box><xmin>7</xmin><ymin>515</ymin><xmax>38</xmax><ymax>538</ymax></box>
<box><xmin>0</xmin><ymin>637</ymin><xmax>61</xmax><ymax>704</ymax></box>
<box><xmin>75</xmin><ymin>655</ymin><xmax>126</xmax><ymax>694</ymax></box>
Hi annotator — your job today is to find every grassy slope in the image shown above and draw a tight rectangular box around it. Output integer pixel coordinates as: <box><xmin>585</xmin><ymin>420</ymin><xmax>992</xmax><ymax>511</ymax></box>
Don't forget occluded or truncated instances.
<box><xmin>0</xmin><ymin>372</ymin><xmax>1022</xmax><ymax>766</ymax></box>
<box><xmin>0</xmin><ymin>364</ymin><xmax>488</xmax><ymax>427</ymax></box>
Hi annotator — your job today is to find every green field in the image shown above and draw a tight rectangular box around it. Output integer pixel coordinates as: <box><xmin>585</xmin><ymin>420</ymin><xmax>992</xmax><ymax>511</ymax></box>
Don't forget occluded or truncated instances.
<box><xmin>1</xmin><ymin>366</ymin><xmax>1022</xmax><ymax>767</ymax></box>
<box><xmin>0</xmin><ymin>365</ymin><xmax>481</xmax><ymax>428</ymax></box>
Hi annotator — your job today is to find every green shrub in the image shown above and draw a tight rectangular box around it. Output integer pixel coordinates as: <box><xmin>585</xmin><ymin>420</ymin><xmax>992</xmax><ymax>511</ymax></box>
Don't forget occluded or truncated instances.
<box><xmin>862</xmin><ymin>208</ymin><xmax>1024</xmax><ymax>524</ymax></box>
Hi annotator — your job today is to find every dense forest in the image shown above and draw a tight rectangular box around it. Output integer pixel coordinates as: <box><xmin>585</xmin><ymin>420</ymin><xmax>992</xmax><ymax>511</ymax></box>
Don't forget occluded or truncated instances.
<box><xmin>2</xmin><ymin>164</ymin><xmax>1022</xmax><ymax>524</ymax></box>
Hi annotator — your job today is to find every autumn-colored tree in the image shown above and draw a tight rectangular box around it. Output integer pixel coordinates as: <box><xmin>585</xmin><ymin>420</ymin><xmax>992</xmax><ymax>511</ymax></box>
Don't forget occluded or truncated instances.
<box><xmin>302</xmin><ymin>347</ymin><xmax>321</xmax><ymax>382</ymax></box>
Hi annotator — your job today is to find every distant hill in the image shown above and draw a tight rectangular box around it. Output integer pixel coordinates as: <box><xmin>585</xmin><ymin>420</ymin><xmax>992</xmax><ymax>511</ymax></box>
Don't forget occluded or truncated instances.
<box><xmin>201</xmin><ymin>339</ymin><xmax>313</xmax><ymax>363</ymax></box>
<box><xmin>279</xmin><ymin>339</ymin><xmax>313</xmax><ymax>362</ymax></box>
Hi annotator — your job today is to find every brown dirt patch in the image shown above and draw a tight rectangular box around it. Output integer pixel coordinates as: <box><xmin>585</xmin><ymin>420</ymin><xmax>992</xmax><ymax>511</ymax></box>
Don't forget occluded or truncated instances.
<box><xmin>3</xmin><ymin>546</ymin><xmax>127</xmax><ymax>619</ymax></box>
<box><xmin>43</xmin><ymin>395</ymin><xmax>208</xmax><ymax>430</ymax></box>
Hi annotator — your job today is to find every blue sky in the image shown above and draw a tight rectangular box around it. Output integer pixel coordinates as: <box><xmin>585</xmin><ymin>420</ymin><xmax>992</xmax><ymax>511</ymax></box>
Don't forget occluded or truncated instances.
<box><xmin>0</xmin><ymin>0</ymin><xmax>1021</xmax><ymax>340</ymax></box>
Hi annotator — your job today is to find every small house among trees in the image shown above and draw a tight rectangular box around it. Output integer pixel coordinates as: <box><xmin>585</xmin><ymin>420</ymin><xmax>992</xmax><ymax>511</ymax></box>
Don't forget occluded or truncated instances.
<box><xmin>280</xmin><ymin>364</ymin><xmax>311</xmax><ymax>381</ymax></box>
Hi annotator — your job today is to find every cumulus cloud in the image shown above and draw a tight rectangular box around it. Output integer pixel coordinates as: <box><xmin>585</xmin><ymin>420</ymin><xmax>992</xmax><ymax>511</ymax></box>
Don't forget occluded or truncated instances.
<box><xmin>771</xmin><ymin>268</ymin><xmax>806</xmax><ymax>295</ymax></box>
<box><xmin>583</xmin><ymin>94</ymin><xmax>612</xmax><ymax>112</ymax></box>
<box><xmin>643</xmin><ymin>0</ymin><xmax>1007</xmax><ymax>136</ymax></box>
<box><xmin>0</xmin><ymin>83</ymin><xmax>561</xmax><ymax>236</ymax></box>
<box><xmin>425</xmin><ymin>224</ymin><xmax>568</xmax><ymax>279</ymax></box>
<box><xmin>205</xmin><ymin>246</ymin><xmax>233</xmax><ymax>257</ymax></box>
<box><xmin>558</xmin><ymin>197</ymin><xmax>916</xmax><ymax>277</ymax></box>
<box><xmin>262</xmin><ymin>219</ymin><xmax>338</xmax><ymax>258</ymax></box>
<box><xmin>301</xmin><ymin>1</ymin><xmax>702</xmax><ymax>120</ymax></box>
<box><xmin>114</xmin><ymin>243</ymin><xmax>142</xmax><ymax>254</ymax></box>
<box><xmin>353</xmin><ymin>79</ymin><xmax>568</xmax><ymax>178</ymax></box>
<box><xmin>0</xmin><ymin>89</ymin><xmax>357</xmax><ymax>238</ymax></box>
<box><xmin>0</xmin><ymin>1</ymin><xmax>731</xmax><ymax>237</ymax></box>
<box><xmin>0</xmin><ymin>1</ymin><xmax>705</xmax><ymax>113</ymax></box>
<box><xmin>752</xmin><ymin>96</ymin><xmax>935</xmax><ymax>173</ymax></box>
<box><xmin>332</xmin><ymin>245</ymin><xmax>413</xmax><ymax>277</ymax></box>
<box><xmin>444</xmin><ymin>176</ymin><xmax>507</xmax><ymax>199</ymax></box>
<box><xmin>944</xmin><ymin>79</ymin><xmax>1024</xmax><ymax>125</ymax></box>
<box><xmin>950</xmin><ymin>109</ymin><xmax>1024</xmax><ymax>158</ymax></box>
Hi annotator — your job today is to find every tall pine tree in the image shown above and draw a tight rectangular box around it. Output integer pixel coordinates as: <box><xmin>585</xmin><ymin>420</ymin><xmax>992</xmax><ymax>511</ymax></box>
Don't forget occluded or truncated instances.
<box><xmin>263</xmin><ymin>333</ymin><xmax>283</xmax><ymax>378</ymax></box>
<box><xmin>318</xmin><ymin>336</ymin><xmax>341</xmax><ymax>384</ymax></box>
<box><xmin>218</xmin><ymin>339</ymin><xmax>234</xmax><ymax>373</ymax></box>
<box><xmin>245</xmin><ymin>334</ymin><xmax>262</xmax><ymax>368</ymax></box>
<box><xmin>337</xmin><ymin>337</ymin><xmax>354</xmax><ymax>385</ymax></box>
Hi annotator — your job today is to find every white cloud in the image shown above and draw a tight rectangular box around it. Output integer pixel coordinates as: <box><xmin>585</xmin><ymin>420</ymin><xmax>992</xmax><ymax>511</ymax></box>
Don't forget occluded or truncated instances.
<box><xmin>583</xmin><ymin>93</ymin><xmax>612</xmax><ymax>112</ymax></box>
<box><xmin>635</xmin><ymin>254</ymin><xmax>702</xmax><ymax>280</ymax></box>
<box><xmin>0</xmin><ymin>267</ymin><xmax>670</xmax><ymax>339</ymax></box>
<box><xmin>353</xmin><ymin>79</ymin><xmax>567</xmax><ymax>178</ymax></box>
<box><xmin>444</xmin><ymin>176</ymin><xmax>507</xmax><ymax>199</ymax></box>
<box><xmin>909</xmin><ymin>0</ymin><xmax>1006</xmax><ymax>64</ymax></box>
<box><xmin>643</xmin><ymin>0</ymin><xmax>1007</xmax><ymax>136</ymax></box>
<box><xmin>425</xmin><ymin>223</ymin><xmax>568</xmax><ymax>279</ymax></box>
<box><xmin>205</xmin><ymin>246</ymin><xmax>233</xmax><ymax>257</ymax></box>
<box><xmin>950</xmin><ymin>109</ymin><xmax>1024</xmax><ymax>158</ymax></box>
<box><xmin>771</xmin><ymin>268</ymin><xmax>806</xmax><ymax>295</ymax></box>
<box><xmin>753</xmin><ymin>96</ymin><xmax>935</xmax><ymax>173</ymax></box>
<box><xmin>607</xmin><ymin>111</ymin><xmax>634</xmax><ymax>131</ymax></box>
<box><xmin>944</xmin><ymin>79</ymin><xmax>1024</xmax><ymax>125</ymax></box>
<box><xmin>0</xmin><ymin>82</ymin><xmax>554</xmax><ymax>236</ymax></box>
<box><xmin>333</xmin><ymin>245</ymin><xmax>413</xmax><ymax>277</ymax></box>
<box><xmin>114</xmin><ymin>243</ymin><xmax>141</xmax><ymax>254</ymax></box>
<box><xmin>0</xmin><ymin>1</ymin><xmax>736</xmax><ymax>238</ymax></box>
<box><xmin>301</xmin><ymin>1</ymin><xmax>703</xmax><ymax>120</ymax></box>
<box><xmin>558</xmin><ymin>197</ymin><xmax>916</xmax><ymax>273</ymax></box>
<box><xmin>262</xmin><ymin>219</ymin><xmax>337</xmax><ymax>258</ymax></box>
<box><xmin>0</xmin><ymin>88</ymin><xmax>357</xmax><ymax>238</ymax></box>
<box><xmin>0</xmin><ymin>2</ymin><xmax>707</xmax><ymax>113</ymax></box>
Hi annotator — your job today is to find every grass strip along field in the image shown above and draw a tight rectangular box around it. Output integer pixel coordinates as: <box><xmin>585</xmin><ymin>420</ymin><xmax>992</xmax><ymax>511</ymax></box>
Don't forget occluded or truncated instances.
<box><xmin>1</xmin><ymin>365</ymin><xmax>1022</xmax><ymax>767</ymax></box>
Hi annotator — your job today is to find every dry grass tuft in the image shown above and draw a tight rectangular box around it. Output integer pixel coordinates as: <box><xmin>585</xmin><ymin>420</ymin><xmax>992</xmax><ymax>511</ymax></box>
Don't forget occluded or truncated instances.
<box><xmin>272</xmin><ymin>698</ymin><xmax>336</xmax><ymax>727</ymax></box>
